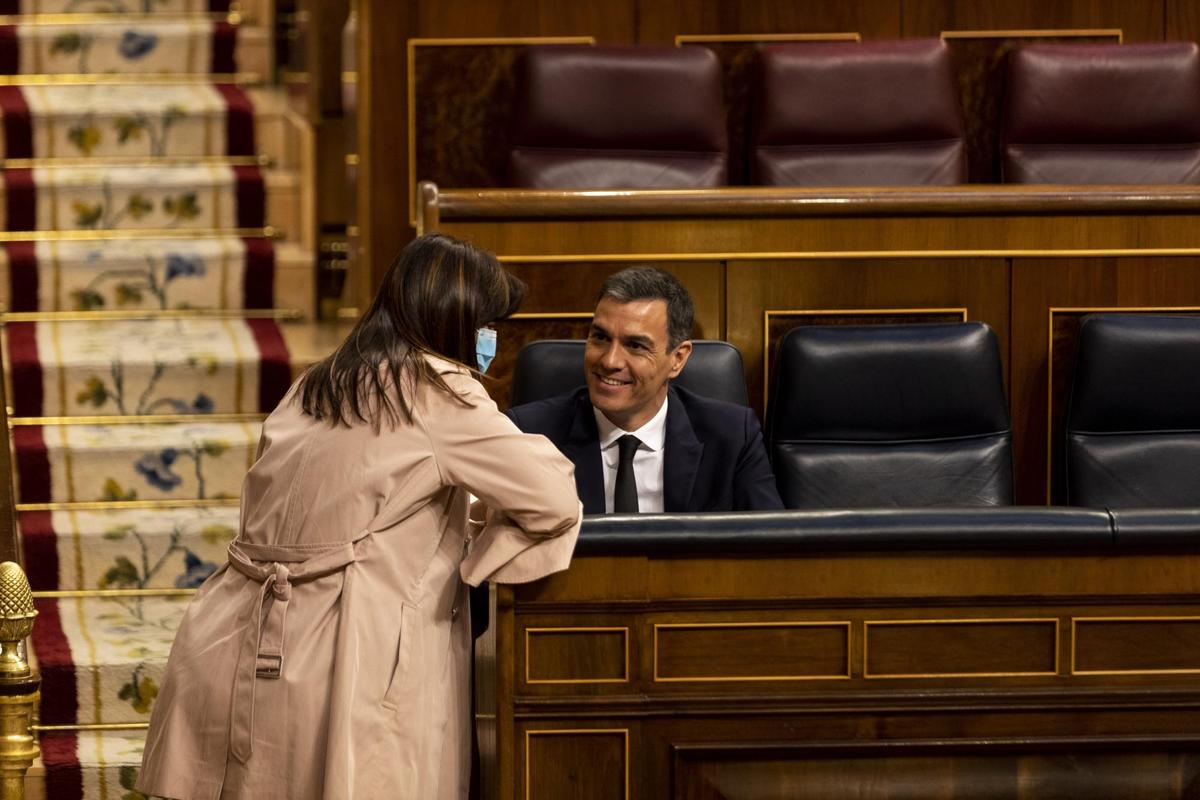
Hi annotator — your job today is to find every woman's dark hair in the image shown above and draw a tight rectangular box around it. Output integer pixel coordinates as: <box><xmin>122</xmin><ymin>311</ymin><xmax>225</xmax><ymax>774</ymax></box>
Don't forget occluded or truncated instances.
<box><xmin>298</xmin><ymin>233</ymin><xmax>525</xmax><ymax>428</ymax></box>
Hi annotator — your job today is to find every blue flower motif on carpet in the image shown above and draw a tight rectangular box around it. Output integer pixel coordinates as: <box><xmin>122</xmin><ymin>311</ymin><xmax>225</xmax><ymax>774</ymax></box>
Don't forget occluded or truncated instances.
<box><xmin>175</xmin><ymin>551</ymin><xmax>218</xmax><ymax>588</ymax></box>
<box><xmin>134</xmin><ymin>448</ymin><xmax>181</xmax><ymax>491</ymax></box>
<box><xmin>164</xmin><ymin>254</ymin><xmax>205</xmax><ymax>282</ymax></box>
<box><xmin>118</xmin><ymin>30</ymin><xmax>158</xmax><ymax>60</ymax></box>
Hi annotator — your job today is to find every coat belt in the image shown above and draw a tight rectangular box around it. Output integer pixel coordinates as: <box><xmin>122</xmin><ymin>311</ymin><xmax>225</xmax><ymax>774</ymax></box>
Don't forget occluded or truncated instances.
<box><xmin>225</xmin><ymin>535</ymin><xmax>367</xmax><ymax>763</ymax></box>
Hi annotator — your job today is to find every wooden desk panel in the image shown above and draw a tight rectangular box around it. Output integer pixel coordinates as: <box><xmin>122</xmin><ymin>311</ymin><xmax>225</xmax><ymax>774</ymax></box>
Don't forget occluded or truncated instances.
<box><xmin>495</xmin><ymin>548</ymin><xmax>1200</xmax><ymax>799</ymax></box>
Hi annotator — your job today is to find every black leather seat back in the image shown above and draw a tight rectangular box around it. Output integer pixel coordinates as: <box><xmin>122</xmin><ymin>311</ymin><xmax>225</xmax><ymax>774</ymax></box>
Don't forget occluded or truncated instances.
<box><xmin>1066</xmin><ymin>314</ymin><xmax>1200</xmax><ymax>507</ymax></box>
<box><xmin>510</xmin><ymin>339</ymin><xmax>748</xmax><ymax>407</ymax></box>
<box><xmin>767</xmin><ymin>322</ymin><xmax>1013</xmax><ymax>508</ymax></box>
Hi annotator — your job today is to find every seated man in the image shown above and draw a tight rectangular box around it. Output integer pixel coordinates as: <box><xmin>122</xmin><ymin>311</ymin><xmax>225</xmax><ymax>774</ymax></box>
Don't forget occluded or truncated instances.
<box><xmin>508</xmin><ymin>267</ymin><xmax>783</xmax><ymax>514</ymax></box>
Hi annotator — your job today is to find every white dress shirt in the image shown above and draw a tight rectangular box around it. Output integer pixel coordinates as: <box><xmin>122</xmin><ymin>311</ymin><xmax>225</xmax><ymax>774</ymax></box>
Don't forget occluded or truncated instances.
<box><xmin>593</xmin><ymin>397</ymin><xmax>669</xmax><ymax>514</ymax></box>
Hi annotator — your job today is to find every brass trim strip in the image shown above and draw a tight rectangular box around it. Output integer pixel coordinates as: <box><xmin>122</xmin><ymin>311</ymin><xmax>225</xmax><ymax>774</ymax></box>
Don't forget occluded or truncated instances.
<box><xmin>11</xmin><ymin>413</ymin><xmax>265</xmax><ymax>426</ymax></box>
<box><xmin>0</xmin><ymin>227</ymin><xmax>272</xmax><ymax>241</ymax></box>
<box><xmin>32</xmin><ymin>589</ymin><xmax>196</xmax><ymax>599</ymax></box>
<box><xmin>1044</xmin><ymin>305</ymin><xmax>1200</xmax><ymax>503</ymax></box>
<box><xmin>495</xmin><ymin>248</ymin><xmax>1200</xmax><ymax>263</ymax></box>
<box><xmin>941</xmin><ymin>28</ymin><xmax>1124</xmax><ymax>43</ymax></box>
<box><xmin>524</xmin><ymin>728</ymin><xmax>629</xmax><ymax>800</ymax></box>
<box><xmin>34</xmin><ymin>723</ymin><xmax>149</xmax><ymax>732</ymax></box>
<box><xmin>1071</xmin><ymin>615</ymin><xmax>1200</xmax><ymax>676</ymax></box>
<box><xmin>863</xmin><ymin>618</ymin><xmax>1061</xmax><ymax>679</ymax></box>
<box><xmin>675</xmin><ymin>32</ymin><xmax>860</xmax><ymax>45</ymax></box>
<box><xmin>0</xmin><ymin>155</ymin><xmax>270</xmax><ymax>168</ymax></box>
<box><xmin>509</xmin><ymin>312</ymin><xmax>592</xmax><ymax>321</ymax></box>
<box><xmin>1</xmin><ymin>309</ymin><xmax>299</xmax><ymax>322</ymax></box>
<box><xmin>524</xmin><ymin>626</ymin><xmax>629</xmax><ymax>685</ymax></box>
<box><xmin>763</xmin><ymin>307</ymin><xmax>968</xmax><ymax>413</ymax></box>
<box><xmin>0</xmin><ymin>73</ymin><xmax>261</xmax><ymax>86</ymax></box>
<box><xmin>653</xmin><ymin>620</ymin><xmax>852</xmax><ymax>683</ymax></box>
<box><xmin>344</xmin><ymin>153</ymin><xmax>359</xmax><ymax>166</ymax></box>
<box><xmin>17</xmin><ymin>499</ymin><xmax>240</xmax><ymax>511</ymax></box>
<box><xmin>0</xmin><ymin>13</ymin><xmax>232</xmax><ymax>23</ymax></box>
<box><xmin>406</xmin><ymin>35</ymin><xmax>597</xmax><ymax>226</ymax></box>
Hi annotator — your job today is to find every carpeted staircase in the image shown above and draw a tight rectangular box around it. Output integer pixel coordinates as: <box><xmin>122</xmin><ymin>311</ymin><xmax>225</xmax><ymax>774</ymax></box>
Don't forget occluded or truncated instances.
<box><xmin>0</xmin><ymin>1</ymin><xmax>335</xmax><ymax>796</ymax></box>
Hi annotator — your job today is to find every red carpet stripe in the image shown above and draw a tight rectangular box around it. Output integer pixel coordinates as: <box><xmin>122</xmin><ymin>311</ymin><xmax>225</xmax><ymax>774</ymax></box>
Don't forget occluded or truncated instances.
<box><xmin>0</xmin><ymin>26</ymin><xmax>16</xmax><ymax>75</ymax></box>
<box><xmin>3</xmin><ymin>167</ymin><xmax>34</xmax><ymax>231</ymax></box>
<box><xmin>241</xmin><ymin>236</ymin><xmax>275</xmax><ymax>308</ymax></box>
<box><xmin>13</xmin><ymin>426</ymin><xmax>50</xmax><ymax>505</ymax></box>
<box><xmin>0</xmin><ymin>86</ymin><xmax>30</xmax><ymax>158</ymax></box>
<box><xmin>6</xmin><ymin>320</ymin><xmax>41</xmax><ymax>417</ymax></box>
<box><xmin>19</xmin><ymin>510</ymin><xmax>57</xmax><ymax>591</ymax></box>
<box><xmin>215</xmin><ymin>83</ymin><xmax>256</xmax><ymax>155</ymax></box>
<box><xmin>233</xmin><ymin>164</ymin><xmax>265</xmax><ymax>228</ymax></box>
<box><xmin>248</xmin><ymin>318</ymin><xmax>291</xmax><ymax>411</ymax></box>
<box><xmin>31</xmin><ymin>599</ymin><xmax>79</xmax><ymax>726</ymax></box>
<box><xmin>5</xmin><ymin>240</ymin><xmax>38</xmax><ymax>311</ymax></box>
<box><xmin>212</xmin><ymin>21</ymin><xmax>237</xmax><ymax>74</ymax></box>
<box><xmin>40</xmin><ymin>731</ymin><xmax>83</xmax><ymax>800</ymax></box>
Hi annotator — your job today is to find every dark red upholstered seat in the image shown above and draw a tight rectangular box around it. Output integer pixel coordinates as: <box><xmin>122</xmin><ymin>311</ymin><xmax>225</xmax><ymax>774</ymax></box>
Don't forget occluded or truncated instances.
<box><xmin>749</xmin><ymin>39</ymin><xmax>966</xmax><ymax>187</ymax></box>
<box><xmin>507</xmin><ymin>45</ymin><xmax>727</xmax><ymax>189</ymax></box>
<box><xmin>1003</xmin><ymin>43</ymin><xmax>1200</xmax><ymax>184</ymax></box>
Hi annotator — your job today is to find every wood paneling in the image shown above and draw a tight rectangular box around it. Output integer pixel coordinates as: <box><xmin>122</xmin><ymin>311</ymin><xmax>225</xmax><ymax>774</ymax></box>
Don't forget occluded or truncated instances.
<box><xmin>1074</xmin><ymin>618</ymin><xmax>1200</xmax><ymax>674</ymax></box>
<box><xmin>498</xmin><ymin>545</ymin><xmax>1200</xmax><ymax>799</ymax></box>
<box><xmin>1167</xmin><ymin>0</ymin><xmax>1200</xmax><ymax>40</ymax></box>
<box><xmin>490</xmin><ymin>316</ymin><xmax>592</xmax><ymax>408</ymax></box>
<box><xmin>524</xmin><ymin>728</ymin><xmax>628</xmax><ymax>800</ymax></box>
<box><xmin>654</xmin><ymin>621</ymin><xmax>850</xmax><ymax>682</ymax></box>
<box><xmin>524</xmin><ymin>627</ymin><xmax>629</xmax><ymax>684</ymax></box>
<box><xmin>673</xmin><ymin>742</ymin><xmax>1200</xmax><ymax>800</ymax></box>
<box><xmin>418</xmin><ymin>0</ymin><xmax>634</xmax><ymax>41</ymax></box>
<box><xmin>639</xmin><ymin>0</ymin><xmax>901</xmax><ymax>45</ymax></box>
<box><xmin>903</xmin><ymin>0</ymin><xmax>1164</xmax><ymax>41</ymax></box>
<box><xmin>865</xmin><ymin>619</ymin><xmax>1058</xmax><ymax>677</ymax></box>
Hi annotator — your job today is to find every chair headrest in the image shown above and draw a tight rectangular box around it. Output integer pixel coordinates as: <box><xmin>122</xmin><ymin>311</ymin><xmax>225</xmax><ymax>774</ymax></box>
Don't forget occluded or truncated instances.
<box><xmin>1068</xmin><ymin>314</ymin><xmax>1200</xmax><ymax>433</ymax></box>
<box><xmin>769</xmin><ymin>322</ymin><xmax>1009</xmax><ymax>441</ymax></box>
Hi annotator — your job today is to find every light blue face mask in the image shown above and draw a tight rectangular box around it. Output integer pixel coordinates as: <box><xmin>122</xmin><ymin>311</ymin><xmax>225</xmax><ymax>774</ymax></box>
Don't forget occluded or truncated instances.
<box><xmin>476</xmin><ymin>327</ymin><xmax>497</xmax><ymax>373</ymax></box>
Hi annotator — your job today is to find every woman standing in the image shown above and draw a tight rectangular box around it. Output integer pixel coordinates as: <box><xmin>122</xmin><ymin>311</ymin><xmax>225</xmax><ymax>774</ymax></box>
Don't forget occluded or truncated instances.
<box><xmin>137</xmin><ymin>234</ymin><xmax>582</xmax><ymax>799</ymax></box>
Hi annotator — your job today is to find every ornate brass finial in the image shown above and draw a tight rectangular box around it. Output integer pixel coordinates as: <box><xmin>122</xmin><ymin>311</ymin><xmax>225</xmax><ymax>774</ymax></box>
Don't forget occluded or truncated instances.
<box><xmin>0</xmin><ymin>562</ymin><xmax>35</xmax><ymax>680</ymax></box>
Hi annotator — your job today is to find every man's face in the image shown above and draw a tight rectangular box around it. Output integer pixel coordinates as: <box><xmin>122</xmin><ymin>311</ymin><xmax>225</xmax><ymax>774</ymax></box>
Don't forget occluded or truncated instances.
<box><xmin>584</xmin><ymin>297</ymin><xmax>692</xmax><ymax>431</ymax></box>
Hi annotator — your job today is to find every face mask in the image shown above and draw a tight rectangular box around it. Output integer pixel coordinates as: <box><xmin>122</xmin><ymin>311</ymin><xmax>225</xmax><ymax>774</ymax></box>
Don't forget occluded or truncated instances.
<box><xmin>476</xmin><ymin>327</ymin><xmax>497</xmax><ymax>373</ymax></box>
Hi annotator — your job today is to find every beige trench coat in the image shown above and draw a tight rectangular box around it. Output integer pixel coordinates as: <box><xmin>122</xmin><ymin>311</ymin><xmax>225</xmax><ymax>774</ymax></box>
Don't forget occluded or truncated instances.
<box><xmin>137</xmin><ymin>361</ymin><xmax>582</xmax><ymax>800</ymax></box>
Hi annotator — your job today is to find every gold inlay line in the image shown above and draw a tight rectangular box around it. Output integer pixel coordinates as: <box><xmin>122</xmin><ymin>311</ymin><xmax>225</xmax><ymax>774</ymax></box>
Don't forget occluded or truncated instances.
<box><xmin>525</xmin><ymin>728</ymin><xmax>629</xmax><ymax>800</ymax></box>
<box><xmin>1071</xmin><ymin>615</ymin><xmax>1200</xmax><ymax>676</ymax></box>
<box><xmin>653</xmin><ymin>620</ymin><xmax>852</xmax><ymax>683</ymax></box>
<box><xmin>863</xmin><ymin>618</ymin><xmax>1061</xmax><ymax>679</ymax></box>
<box><xmin>940</xmin><ymin>28</ymin><xmax>1124</xmax><ymax>43</ymax></box>
<box><xmin>494</xmin><ymin>248</ymin><xmax>1200</xmax><ymax>263</ymax></box>
<box><xmin>524</xmin><ymin>626</ymin><xmax>629</xmax><ymax>685</ymax></box>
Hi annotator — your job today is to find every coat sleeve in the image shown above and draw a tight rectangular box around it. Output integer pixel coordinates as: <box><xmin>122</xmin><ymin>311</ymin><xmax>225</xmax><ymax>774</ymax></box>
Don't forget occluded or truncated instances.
<box><xmin>734</xmin><ymin>408</ymin><xmax>785</xmax><ymax>511</ymax></box>
<box><xmin>419</xmin><ymin>370</ymin><xmax>582</xmax><ymax>586</ymax></box>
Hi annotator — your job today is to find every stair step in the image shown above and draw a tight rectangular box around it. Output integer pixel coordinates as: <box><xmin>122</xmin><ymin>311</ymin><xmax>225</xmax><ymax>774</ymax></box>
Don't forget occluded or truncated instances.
<box><xmin>32</xmin><ymin>729</ymin><xmax>146</xmax><ymax>800</ymax></box>
<box><xmin>0</xmin><ymin>162</ymin><xmax>268</xmax><ymax>232</ymax></box>
<box><xmin>6</xmin><ymin>317</ymin><xmax>291</xmax><ymax>417</ymax></box>
<box><xmin>13</xmin><ymin>419</ymin><xmax>261</xmax><ymax>505</ymax></box>
<box><xmin>33</xmin><ymin>593</ymin><xmax>186</xmax><ymax>725</ymax></box>
<box><xmin>23</xmin><ymin>505</ymin><xmax>237</xmax><ymax>591</ymax></box>
<box><xmin>0</xmin><ymin>18</ymin><xmax>268</xmax><ymax>77</ymax></box>
<box><xmin>0</xmin><ymin>236</ymin><xmax>278</xmax><ymax>312</ymax></box>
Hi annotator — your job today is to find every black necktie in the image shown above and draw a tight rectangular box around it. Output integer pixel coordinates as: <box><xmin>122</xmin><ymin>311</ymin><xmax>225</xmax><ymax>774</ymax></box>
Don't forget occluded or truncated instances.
<box><xmin>614</xmin><ymin>434</ymin><xmax>640</xmax><ymax>513</ymax></box>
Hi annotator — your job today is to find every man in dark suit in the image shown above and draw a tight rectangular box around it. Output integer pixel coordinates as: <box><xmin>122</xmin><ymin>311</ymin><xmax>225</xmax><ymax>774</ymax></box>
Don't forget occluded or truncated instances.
<box><xmin>507</xmin><ymin>267</ymin><xmax>782</xmax><ymax>514</ymax></box>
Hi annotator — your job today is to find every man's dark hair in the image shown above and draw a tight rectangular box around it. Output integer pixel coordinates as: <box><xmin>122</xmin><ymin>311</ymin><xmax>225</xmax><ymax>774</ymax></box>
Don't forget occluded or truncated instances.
<box><xmin>597</xmin><ymin>267</ymin><xmax>694</xmax><ymax>350</ymax></box>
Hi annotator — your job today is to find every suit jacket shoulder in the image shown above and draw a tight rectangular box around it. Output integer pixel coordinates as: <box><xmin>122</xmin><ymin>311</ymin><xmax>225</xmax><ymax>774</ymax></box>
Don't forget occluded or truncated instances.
<box><xmin>506</xmin><ymin>388</ymin><xmax>589</xmax><ymax>448</ymax></box>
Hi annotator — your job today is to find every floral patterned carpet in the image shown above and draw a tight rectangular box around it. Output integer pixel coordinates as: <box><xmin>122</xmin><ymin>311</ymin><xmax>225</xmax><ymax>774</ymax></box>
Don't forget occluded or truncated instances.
<box><xmin>0</xmin><ymin>2</ymin><xmax>314</xmax><ymax>797</ymax></box>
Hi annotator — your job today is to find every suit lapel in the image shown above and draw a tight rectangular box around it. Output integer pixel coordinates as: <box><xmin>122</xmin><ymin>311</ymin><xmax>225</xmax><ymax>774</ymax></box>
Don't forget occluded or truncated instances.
<box><xmin>563</xmin><ymin>392</ymin><xmax>605</xmax><ymax>514</ymax></box>
<box><xmin>663</xmin><ymin>388</ymin><xmax>703</xmax><ymax>512</ymax></box>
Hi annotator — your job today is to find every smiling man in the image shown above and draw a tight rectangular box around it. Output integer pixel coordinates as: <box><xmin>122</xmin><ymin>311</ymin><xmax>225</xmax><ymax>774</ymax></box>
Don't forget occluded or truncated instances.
<box><xmin>507</xmin><ymin>267</ymin><xmax>783</xmax><ymax>514</ymax></box>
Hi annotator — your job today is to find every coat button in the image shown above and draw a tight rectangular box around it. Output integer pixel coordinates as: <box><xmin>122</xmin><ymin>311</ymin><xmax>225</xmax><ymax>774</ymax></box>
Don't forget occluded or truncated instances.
<box><xmin>451</xmin><ymin>605</ymin><xmax>459</xmax><ymax>619</ymax></box>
